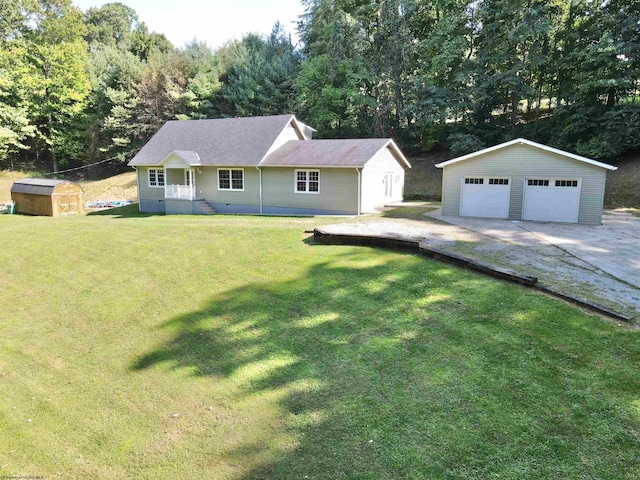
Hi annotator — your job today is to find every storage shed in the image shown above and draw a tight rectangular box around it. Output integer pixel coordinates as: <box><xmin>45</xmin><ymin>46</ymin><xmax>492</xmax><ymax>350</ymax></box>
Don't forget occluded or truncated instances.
<box><xmin>10</xmin><ymin>178</ymin><xmax>85</xmax><ymax>216</ymax></box>
<box><xmin>436</xmin><ymin>138</ymin><xmax>617</xmax><ymax>225</ymax></box>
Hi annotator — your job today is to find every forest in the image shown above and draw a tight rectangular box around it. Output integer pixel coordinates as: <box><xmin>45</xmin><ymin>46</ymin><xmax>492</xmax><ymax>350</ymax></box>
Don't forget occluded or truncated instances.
<box><xmin>0</xmin><ymin>0</ymin><xmax>639</xmax><ymax>175</ymax></box>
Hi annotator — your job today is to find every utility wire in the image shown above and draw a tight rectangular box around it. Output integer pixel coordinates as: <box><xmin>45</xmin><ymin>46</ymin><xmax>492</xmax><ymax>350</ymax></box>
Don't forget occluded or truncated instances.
<box><xmin>41</xmin><ymin>149</ymin><xmax>140</xmax><ymax>176</ymax></box>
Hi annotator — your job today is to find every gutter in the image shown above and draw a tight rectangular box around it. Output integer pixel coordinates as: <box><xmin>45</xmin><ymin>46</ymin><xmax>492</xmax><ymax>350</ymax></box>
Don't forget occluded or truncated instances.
<box><xmin>256</xmin><ymin>166</ymin><xmax>263</xmax><ymax>214</ymax></box>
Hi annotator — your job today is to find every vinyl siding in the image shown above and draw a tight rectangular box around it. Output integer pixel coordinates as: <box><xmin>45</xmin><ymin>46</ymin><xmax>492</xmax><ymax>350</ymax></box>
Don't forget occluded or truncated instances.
<box><xmin>137</xmin><ymin>167</ymin><xmax>165</xmax><ymax>201</ymax></box>
<box><xmin>361</xmin><ymin>147</ymin><xmax>406</xmax><ymax>212</ymax></box>
<box><xmin>262</xmin><ymin>167</ymin><xmax>359</xmax><ymax>214</ymax></box>
<box><xmin>195</xmin><ymin>166</ymin><xmax>260</xmax><ymax>207</ymax></box>
<box><xmin>441</xmin><ymin>144</ymin><xmax>608</xmax><ymax>225</ymax></box>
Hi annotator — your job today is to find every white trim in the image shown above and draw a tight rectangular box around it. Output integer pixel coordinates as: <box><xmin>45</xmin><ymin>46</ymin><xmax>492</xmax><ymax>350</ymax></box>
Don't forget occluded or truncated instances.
<box><xmin>258</xmin><ymin>115</ymin><xmax>306</xmax><ymax>164</ymax></box>
<box><xmin>159</xmin><ymin>150</ymin><xmax>201</xmax><ymax>167</ymax></box>
<box><xmin>217</xmin><ymin>168</ymin><xmax>244</xmax><ymax>191</ymax></box>
<box><xmin>294</xmin><ymin>169</ymin><xmax>320</xmax><ymax>194</ymax></box>
<box><xmin>435</xmin><ymin>138</ymin><xmax>617</xmax><ymax>171</ymax></box>
<box><xmin>383</xmin><ymin>139</ymin><xmax>412</xmax><ymax>169</ymax></box>
<box><xmin>356</xmin><ymin>167</ymin><xmax>361</xmax><ymax>215</ymax></box>
<box><xmin>147</xmin><ymin>168</ymin><xmax>165</xmax><ymax>188</ymax></box>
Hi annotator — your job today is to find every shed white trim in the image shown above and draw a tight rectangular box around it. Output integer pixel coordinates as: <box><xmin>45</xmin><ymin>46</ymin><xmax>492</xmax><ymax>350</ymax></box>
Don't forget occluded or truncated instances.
<box><xmin>435</xmin><ymin>138</ymin><xmax>617</xmax><ymax>171</ymax></box>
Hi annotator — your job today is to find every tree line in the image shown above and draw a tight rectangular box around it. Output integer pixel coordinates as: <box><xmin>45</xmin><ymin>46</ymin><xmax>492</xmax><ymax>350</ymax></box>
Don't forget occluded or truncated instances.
<box><xmin>1</xmin><ymin>0</ymin><xmax>639</xmax><ymax>175</ymax></box>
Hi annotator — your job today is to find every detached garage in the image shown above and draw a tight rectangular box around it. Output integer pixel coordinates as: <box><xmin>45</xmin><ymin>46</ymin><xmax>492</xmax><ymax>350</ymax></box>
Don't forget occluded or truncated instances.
<box><xmin>436</xmin><ymin>138</ymin><xmax>617</xmax><ymax>225</ymax></box>
<box><xmin>11</xmin><ymin>178</ymin><xmax>85</xmax><ymax>216</ymax></box>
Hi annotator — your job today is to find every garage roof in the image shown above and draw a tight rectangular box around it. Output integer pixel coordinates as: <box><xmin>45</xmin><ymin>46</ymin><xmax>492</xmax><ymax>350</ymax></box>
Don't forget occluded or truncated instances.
<box><xmin>435</xmin><ymin>138</ymin><xmax>617</xmax><ymax>171</ymax></box>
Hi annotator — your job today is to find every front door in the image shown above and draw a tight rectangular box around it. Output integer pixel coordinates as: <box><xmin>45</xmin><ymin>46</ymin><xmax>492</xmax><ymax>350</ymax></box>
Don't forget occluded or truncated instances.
<box><xmin>384</xmin><ymin>173</ymin><xmax>394</xmax><ymax>198</ymax></box>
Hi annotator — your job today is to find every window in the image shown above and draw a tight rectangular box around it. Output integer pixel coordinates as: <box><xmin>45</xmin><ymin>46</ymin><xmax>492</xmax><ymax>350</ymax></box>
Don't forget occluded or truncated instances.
<box><xmin>528</xmin><ymin>179</ymin><xmax>549</xmax><ymax>186</ymax></box>
<box><xmin>218</xmin><ymin>169</ymin><xmax>244</xmax><ymax>191</ymax></box>
<box><xmin>555</xmin><ymin>180</ymin><xmax>578</xmax><ymax>187</ymax></box>
<box><xmin>148</xmin><ymin>168</ymin><xmax>165</xmax><ymax>187</ymax></box>
<box><xmin>464</xmin><ymin>178</ymin><xmax>484</xmax><ymax>185</ymax></box>
<box><xmin>295</xmin><ymin>170</ymin><xmax>320</xmax><ymax>193</ymax></box>
<box><xmin>185</xmin><ymin>170</ymin><xmax>193</xmax><ymax>186</ymax></box>
<box><xmin>489</xmin><ymin>178</ymin><xmax>509</xmax><ymax>185</ymax></box>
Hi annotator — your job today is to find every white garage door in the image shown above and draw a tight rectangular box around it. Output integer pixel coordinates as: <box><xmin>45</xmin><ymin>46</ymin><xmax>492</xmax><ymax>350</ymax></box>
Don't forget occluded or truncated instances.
<box><xmin>460</xmin><ymin>177</ymin><xmax>511</xmax><ymax>219</ymax></box>
<box><xmin>522</xmin><ymin>178</ymin><xmax>581</xmax><ymax>223</ymax></box>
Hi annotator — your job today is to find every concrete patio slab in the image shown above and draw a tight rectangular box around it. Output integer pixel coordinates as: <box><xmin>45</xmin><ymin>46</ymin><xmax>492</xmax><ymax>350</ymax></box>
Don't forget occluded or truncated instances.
<box><xmin>318</xmin><ymin>207</ymin><xmax>640</xmax><ymax>320</ymax></box>
<box><xmin>426</xmin><ymin>209</ymin><xmax>640</xmax><ymax>288</ymax></box>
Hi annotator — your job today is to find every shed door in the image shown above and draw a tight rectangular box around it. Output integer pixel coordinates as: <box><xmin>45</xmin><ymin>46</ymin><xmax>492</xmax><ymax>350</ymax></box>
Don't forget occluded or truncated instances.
<box><xmin>460</xmin><ymin>177</ymin><xmax>511</xmax><ymax>219</ymax></box>
<box><xmin>522</xmin><ymin>178</ymin><xmax>581</xmax><ymax>223</ymax></box>
<box><xmin>59</xmin><ymin>194</ymin><xmax>80</xmax><ymax>216</ymax></box>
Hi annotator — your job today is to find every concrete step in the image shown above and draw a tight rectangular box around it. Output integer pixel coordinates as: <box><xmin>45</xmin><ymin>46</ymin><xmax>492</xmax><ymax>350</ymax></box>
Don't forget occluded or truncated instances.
<box><xmin>194</xmin><ymin>200</ymin><xmax>216</xmax><ymax>215</ymax></box>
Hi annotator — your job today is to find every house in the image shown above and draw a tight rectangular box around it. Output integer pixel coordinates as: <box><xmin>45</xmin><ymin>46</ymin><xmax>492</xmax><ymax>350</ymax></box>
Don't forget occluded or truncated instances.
<box><xmin>435</xmin><ymin>138</ymin><xmax>617</xmax><ymax>225</ymax></box>
<box><xmin>10</xmin><ymin>178</ymin><xmax>85</xmax><ymax>216</ymax></box>
<box><xmin>128</xmin><ymin>115</ymin><xmax>411</xmax><ymax>215</ymax></box>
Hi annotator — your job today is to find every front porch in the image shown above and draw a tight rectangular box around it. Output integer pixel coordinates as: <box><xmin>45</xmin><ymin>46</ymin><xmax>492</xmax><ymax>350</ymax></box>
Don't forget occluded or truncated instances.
<box><xmin>165</xmin><ymin>183</ymin><xmax>195</xmax><ymax>200</ymax></box>
<box><xmin>164</xmin><ymin>166</ymin><xmax>196</xmax><ymax>200</ymax></box>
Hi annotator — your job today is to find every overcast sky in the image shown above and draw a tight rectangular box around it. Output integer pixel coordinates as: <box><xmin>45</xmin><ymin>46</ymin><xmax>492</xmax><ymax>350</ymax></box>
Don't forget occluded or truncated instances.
<box><xmin>73</xmin><ymin>0</ymin><xmax>305</xmax><ymax>49</ymax></box>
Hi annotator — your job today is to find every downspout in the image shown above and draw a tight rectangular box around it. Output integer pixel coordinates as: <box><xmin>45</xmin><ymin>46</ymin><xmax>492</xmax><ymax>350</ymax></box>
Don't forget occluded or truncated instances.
<box><xmin>256</xmin><ymin>166</ymin><xmax>263</xmax><ymax>214</ymax></box>
<box><xmin>356</xmin><ymin>168</ymin><xmax>361</xmax><ymax>215</ymax></box>
<box><xmin>133</xmin><ymin>166</ymin><xmax>141</xmax><ymax>213</ymax></box>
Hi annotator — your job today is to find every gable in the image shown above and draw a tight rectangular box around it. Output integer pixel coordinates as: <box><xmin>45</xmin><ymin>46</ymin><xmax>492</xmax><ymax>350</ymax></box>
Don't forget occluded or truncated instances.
<box><xmin>442</xmin><ymin>143</ymin><xmax>608</xmax><ymax>177</ymax></box>
<box><xmin>436</xmin><ymin>138</ymin><xmax>616</xmax><ymax>171</ymax></box>
<box><xmin>263</xmin><ymin>120</ymin><xmax>307</xmax><ymax>159</ymax></box>
<box><xmin>128</xmin><ymin>115</ymin><xmax>298</xmax><ymax>167</ymax></box>
<box><xmin>160</xmin><ymin>151</ymin><xmax>200</xmax><ymax>167</ymax></box>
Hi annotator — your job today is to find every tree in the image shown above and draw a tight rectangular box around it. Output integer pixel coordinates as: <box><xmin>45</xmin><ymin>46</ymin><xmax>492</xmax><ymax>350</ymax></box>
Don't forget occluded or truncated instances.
<box><xmin>21</xmin><ymin>0</ymin><xmax>91</xmax><ymax>172</ymax></box>
<box><xmin>84</xmin><ymin>2</ymin><xmax>139</xmax><ymax>48</ymax></box>
<box><xmin>222</xmin><ymin>23</ymin><xmax>301</xmax><ymax>117</ymax></box>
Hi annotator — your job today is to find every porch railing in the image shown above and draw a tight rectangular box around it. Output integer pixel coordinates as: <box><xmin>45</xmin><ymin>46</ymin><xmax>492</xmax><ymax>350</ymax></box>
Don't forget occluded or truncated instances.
<box><xmin>165</xmin><ymin>184</ymin><xmax>195</xmax><ymax>200</ymax></box>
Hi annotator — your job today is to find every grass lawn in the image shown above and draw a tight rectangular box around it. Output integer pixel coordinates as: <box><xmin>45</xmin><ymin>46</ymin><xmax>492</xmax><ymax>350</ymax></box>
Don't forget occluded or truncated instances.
<box><xmin>1</xmin><ymin>207</ymin><xmax>640</xmax><ymax>479</ymax></box>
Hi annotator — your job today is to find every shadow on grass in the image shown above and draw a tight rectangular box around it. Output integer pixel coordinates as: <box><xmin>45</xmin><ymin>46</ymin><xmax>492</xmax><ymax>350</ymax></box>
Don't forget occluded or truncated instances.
<box><xmin>86</xmin><ymin>204</ymin><xmax>159</xmax><ymax>218</ymax></box>
<box><xmin>131</xmin><ymin>250</ymin><xmax>640</xmax><ymax>479</ymax></box>
<box><xmin>380</xmin><ymin>206</ymin><xmax>439</xmax><ymax>221</ymax></box>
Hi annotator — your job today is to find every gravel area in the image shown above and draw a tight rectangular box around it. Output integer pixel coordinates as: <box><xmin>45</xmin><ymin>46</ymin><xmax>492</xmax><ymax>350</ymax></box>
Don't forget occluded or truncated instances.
<box><xmin>318</xmin><ymin>214</ymin><xmax>640</xmax><ymax>321</ymax></box>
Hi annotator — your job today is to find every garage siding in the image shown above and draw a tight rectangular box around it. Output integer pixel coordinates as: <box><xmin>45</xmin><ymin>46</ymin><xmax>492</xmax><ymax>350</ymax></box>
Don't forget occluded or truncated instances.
<box><xmin>441</xmin><ymin>144</ymin><xmax>607</xmax><ymax>225</ymax></box>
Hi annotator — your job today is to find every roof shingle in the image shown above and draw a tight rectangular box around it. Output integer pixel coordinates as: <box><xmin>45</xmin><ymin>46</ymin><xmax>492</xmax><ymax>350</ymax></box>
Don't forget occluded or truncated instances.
<box><xmin>129</xmin><ymin>115</ymin><xmax>296</xmax><ymax>167</ymax></box>
<box><xmin>262</xmin><ymin>139</ymin><xmax>407</xmax><ymax>168</ymax></box>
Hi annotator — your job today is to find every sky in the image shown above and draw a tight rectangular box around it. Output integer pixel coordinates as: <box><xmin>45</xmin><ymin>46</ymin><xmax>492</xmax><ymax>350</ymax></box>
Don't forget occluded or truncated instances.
<box><xmin>72</xmin><ymin>0</ymin><xmax>305</xmax><ymax>49</ymax></box>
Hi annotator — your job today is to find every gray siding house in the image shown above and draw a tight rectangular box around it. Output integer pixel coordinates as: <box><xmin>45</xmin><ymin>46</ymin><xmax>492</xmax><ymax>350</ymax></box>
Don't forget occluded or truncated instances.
<box><xmin>436</xmin><ymin>138</ymin><xmax>617</xmax><ymax>225</ymax></box>
<box><xmin>129</xmin><ymin>115</ymin><xmax>410</xmax><ymax>215</ymax></box>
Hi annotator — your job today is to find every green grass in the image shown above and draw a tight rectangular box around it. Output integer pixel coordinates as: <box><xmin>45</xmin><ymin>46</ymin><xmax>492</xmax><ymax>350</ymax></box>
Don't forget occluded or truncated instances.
<box><xmin>1</xmin><ymin>209</ymin><xmax>640</xmax><ymax>479</ymax></box>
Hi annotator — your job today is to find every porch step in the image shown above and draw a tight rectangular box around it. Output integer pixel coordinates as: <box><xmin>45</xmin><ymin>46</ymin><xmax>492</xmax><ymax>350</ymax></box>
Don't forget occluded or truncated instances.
<box><xmin>194</xmin><ymin>200</ymin><xmax>216</xmax><ymax>215</ymax></box>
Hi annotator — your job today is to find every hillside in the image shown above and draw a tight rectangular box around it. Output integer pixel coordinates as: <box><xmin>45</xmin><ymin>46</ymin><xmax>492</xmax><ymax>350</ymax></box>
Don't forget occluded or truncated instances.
<box><xmin>404</xmin><ymin>148</ymin><xmax>449</xmax><ymax>200</ymax></box>
<box><xmin>605</xmin><ymin>151</ymin><xmax>640</xmax><ymax>207</ymax></box>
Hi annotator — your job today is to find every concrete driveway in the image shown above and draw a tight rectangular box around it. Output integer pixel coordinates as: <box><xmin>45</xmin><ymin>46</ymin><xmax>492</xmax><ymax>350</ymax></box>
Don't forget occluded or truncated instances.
<box><xmin>427</xmin><ymin>209</ymin><xmax>640</xmax><ymax>289</ymax></box>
